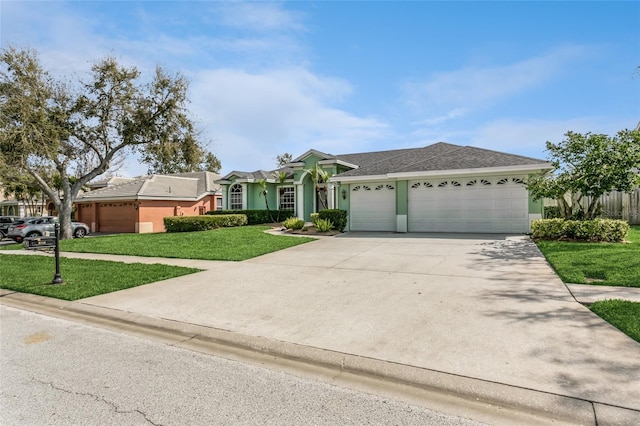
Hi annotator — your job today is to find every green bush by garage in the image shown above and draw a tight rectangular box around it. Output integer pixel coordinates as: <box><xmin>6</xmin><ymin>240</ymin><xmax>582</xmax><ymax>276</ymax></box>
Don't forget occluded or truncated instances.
<box><xmin>164</xmin><ymin>214</ymin><xmax>247</xmax><ymax>233</ymax></box>
<box><xmin>532</xmin><ymin>218</ymin><xmax>629</xmax><ymax>242</ymax></box>
<box><xmin>207</xmin><ymin>209</ymin><xmax>293</xmax><ymax>225</ymax></box>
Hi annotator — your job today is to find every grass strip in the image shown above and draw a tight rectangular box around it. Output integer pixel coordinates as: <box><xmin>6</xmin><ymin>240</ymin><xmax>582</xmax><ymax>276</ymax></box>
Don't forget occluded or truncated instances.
<box><xmin>0</xmin><ymin>255</ymin><xmax>200</xmax><ymax>300</ymax></box>
<box><xmin>54</xmin><ymin>225</ymin><xmax>315</xmax><ymax>261</ymax></box>
<box><xmin>589</xmin><ymin>299</ymin><xmax>640</xmax><ymax>343</ymax></box>
<box><xmin>536</xmin><ymin>225</ymin><xmax>640</xmax><ymax>287</ymax></box>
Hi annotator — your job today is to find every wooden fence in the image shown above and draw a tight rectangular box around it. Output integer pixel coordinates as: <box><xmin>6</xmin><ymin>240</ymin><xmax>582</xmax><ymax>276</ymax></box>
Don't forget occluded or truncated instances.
<box><xmin>544</xmin><ymin>188</ymin><xmax>640</xmax><ymax>224</ymax></box>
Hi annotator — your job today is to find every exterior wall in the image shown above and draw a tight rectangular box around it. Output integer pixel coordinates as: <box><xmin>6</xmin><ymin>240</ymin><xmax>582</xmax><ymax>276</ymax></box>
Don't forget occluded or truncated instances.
<box><xmin>138</xmin><ymin>196</ymin><xmax>214</xmax><ymax>233</ymax></box>
<box><xmin>395</xmin><ymin>180</ymin><xmax>408</xmax><ymax>232</ymax></box>
<box><xmin>303</xmin><ymin>174</ymin><xmax>314</xmax><ymax>221</ymax></box>
<box><xmin>74</xmin><ymin>194</ymin><xmax>217</xmax><ymax>234</ymax></box>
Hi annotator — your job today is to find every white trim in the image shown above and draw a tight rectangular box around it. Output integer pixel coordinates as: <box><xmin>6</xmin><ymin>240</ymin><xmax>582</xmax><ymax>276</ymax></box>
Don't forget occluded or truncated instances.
<box><xmin>241</xmin><ymin>183</ymin><xmax>248</xmax><ymax>210</ymax></box>
<box><xmin>332</xmin><ymin>164</ymin><xmax>553</xmax><ymax>183</ymax></box>
<box><xmin>291</xmin><ymin>149</ymin><xmax>332</xmax><ymax>163</ymax></box>
<box><xmin>278</xmin><ymin>185</ymin><xmax>295</xmax><ymax>211</ymax></box>
<box><xmin>318</xmin><ymin>159</ymin><xmax>359</xmax><ymax>169</ymax></box>
<box><xmin>328</xmin><ymin>183</ymin><xmax>335</xmax><ymax>209</ymax></box>
<box><xmin>221</xmin><ymin>186</ymin><xmax>228</xmax><ymax>210</ymax></box>
<box><xmin>330</xmin><ymin>174</ymin><xmax>390</xmax><ymax>183</ymax></box>
<box><xmin>390</xmin><ymin>164</ymin><xmax>553</xmax><ymax>179</ymax></box>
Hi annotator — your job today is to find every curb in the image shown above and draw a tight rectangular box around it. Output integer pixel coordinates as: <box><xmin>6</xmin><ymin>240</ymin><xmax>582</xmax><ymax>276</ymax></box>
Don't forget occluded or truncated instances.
<box><xmin>2</xmin><ymin>291</ymin><xmax>639</xmax><ymax>426</ymax></box>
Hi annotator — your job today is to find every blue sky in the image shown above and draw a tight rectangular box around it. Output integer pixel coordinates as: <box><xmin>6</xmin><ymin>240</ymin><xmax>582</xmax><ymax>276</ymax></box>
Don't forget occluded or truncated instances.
<box><xmin>2</xmin><ymin>1</ymin><xmax>639</xmax><ymax>176</ymax></box>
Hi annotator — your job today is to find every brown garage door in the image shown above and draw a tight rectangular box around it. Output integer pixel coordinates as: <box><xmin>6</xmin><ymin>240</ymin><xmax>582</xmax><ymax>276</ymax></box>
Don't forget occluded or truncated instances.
<box><xmin>98</xmin><ymin>202</ymin><xmax>136</xmax><ymax>233</ymax></box>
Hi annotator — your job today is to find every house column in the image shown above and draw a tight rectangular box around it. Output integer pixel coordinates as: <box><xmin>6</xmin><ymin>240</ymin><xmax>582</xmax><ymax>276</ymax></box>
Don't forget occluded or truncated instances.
<box><xmin>241</xmin><ymin>183</ymin><xmax>248</xmax><ymax>210</ymax></box>
<box><xmin>328</xmin><ymin>183</ymin><xmax>335</xmax><ymax>209</ymax></box>
<box><xmin>296</xmin><ymin>183</ymin><xmax>304</xmax><ymax>219</ymax></box>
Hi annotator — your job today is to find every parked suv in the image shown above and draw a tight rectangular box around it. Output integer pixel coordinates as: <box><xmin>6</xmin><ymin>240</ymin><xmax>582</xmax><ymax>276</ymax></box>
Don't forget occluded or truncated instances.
<box><xmin>7</xmin><ymin>216</ymin><xmax>90</xmax><ymax>243</ymax></box>
<box><xmin>0</xmin><ymin>216</ymin><xmax>19</xmax><ymax>240</ymax></box>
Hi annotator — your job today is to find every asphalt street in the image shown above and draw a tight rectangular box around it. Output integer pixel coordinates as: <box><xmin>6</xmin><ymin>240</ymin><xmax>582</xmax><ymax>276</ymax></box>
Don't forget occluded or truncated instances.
<box><xmin>0</xmin><ymin>305</ymin><xmax>486</xmax><ymax>426</ymax></box>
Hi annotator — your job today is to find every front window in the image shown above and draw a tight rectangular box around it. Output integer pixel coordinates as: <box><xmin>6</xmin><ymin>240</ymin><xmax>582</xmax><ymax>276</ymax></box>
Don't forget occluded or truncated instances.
<box><xmin>230</xmin><ymin>184</ymin><xmax>243</xmax><ymax>210</ymax></box>
<box><xmin>279</xmin><ymin>186</ymin><xmax>295</xmax><ymax>210</ymax></box>
<box><xmin>215</xmin><ymin>197</ymin><xmax>223</xmax><ymax>211</ymax></box>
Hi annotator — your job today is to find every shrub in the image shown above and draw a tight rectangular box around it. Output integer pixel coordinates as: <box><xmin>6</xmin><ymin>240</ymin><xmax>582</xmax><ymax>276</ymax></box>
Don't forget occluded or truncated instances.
<box><xmin>282</xmin><ymin>217</ymin><xmax>305</xmax><ymax>230</ymax></box>
<box><xmin>318</xmin><ymin>209</ymin><xmax>347</xmax><ymax>232</ymax></box>
<box><xmin>207</xmin><ymin>209</ymin><xmax>293</xmax><ymax>225</ymax></box>
<box><xmin>310</xmin><ymin>212</ymin><xmax>320</xmax><ymax>226</ymax></box>
<box><xmin>314</xmin><ymin>218</ymin><xmax>334</xmax><ymax>232</ymax></box>
<box><xmin>531</xmin><ymin>218</ymin><xmax>629</xmax><ymax>242</ymax></box>
<box><xmin>164</xmin><ymin>215</ymin><xmax>247</xmax><ymax>233</ymax></box>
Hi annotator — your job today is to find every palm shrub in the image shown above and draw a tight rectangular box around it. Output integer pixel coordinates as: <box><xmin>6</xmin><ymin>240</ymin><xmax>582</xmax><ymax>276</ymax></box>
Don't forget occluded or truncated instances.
<box><xmin>318</xmin><ymin>209</ymin><xmax>347</xmax><ymax>232</ymax></box>
<box><xmin>282</xmin><ymin>217</ymin><xmax>305</xmax><ymax>230</ymax></box>
<box><xmin>314</xmin><ymin>218</ymin><xmax>334</xmax><ymax>232</ymax></box>
<box><xmin>310</xmin><ymin>213</ymin><xmax>320</xmax><ymax>226</ymax></box>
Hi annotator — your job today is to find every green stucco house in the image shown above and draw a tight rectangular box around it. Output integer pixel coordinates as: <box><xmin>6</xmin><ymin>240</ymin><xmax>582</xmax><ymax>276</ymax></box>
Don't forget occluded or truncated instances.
<box><xmin>216</xmin><ymin>142</ymin><xmax>552</xmax><ymax>233</ymax></box>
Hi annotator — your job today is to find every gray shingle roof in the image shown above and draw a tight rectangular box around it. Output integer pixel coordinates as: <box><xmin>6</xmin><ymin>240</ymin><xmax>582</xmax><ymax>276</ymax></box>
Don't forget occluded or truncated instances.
<box><xmin>218</xmin><ymin>142</ymin><xmax>548</xmax><ymax>181</ymax></box>
<box><xmin>220</xmin><ymin>168</ymin><xmax>294</xmax><ymax>181</ymax></box>
<box><xmin>336</xmin><ymin>142</ymin><xmax>548</xmax><ymax>177</ymax></box>
<box><xmin>77</xmin><ymin>171</ymin><xmax>221</xmax><ymax>201</ymax></box>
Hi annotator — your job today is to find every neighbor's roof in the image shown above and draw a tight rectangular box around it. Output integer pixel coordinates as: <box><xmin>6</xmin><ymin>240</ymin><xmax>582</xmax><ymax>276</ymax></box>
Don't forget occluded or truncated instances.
<box><xmin>77</xmin><ymin>171</ymin><xmax>221</xmax><ymax>201</ymax></box>
<box><xmin>218</xmin><ymin>167</ymin><xmax>295</xmax><ymax>182</ymax></box>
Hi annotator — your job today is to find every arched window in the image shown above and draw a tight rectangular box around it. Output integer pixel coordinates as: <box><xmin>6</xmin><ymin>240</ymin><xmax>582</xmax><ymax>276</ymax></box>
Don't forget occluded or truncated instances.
<box><xmin>230</xmin><ymin>184</ymin><xmax>243</xmax><ymax>210</ymax></box>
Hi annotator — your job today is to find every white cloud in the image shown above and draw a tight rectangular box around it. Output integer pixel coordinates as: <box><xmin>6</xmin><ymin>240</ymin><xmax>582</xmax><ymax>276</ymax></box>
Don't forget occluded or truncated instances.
<box><xmin>190</xmin><ymin>68</ymin><xmax>389</xmax><ymax>173</ymax></box>
<box><xmin>469</xmin><ymin>117</ymin><xmax>635</xmax><ymax>159</ymax></box>
<box><xmin>402</xmin><ymin>45</ymin><xmax>590</xmax><ymax>124</ymax></box>
<box><xmin>212</xmin><ymin>2</ymin><xmax>305</xmax><ymax>32</ymax></box>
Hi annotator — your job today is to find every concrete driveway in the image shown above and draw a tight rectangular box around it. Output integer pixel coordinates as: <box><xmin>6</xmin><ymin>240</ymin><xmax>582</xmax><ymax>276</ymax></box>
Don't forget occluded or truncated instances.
<box><xmin>78</xmin><ymin>232</ymin><xmax>640</xmax><ymax>420</ymax></box>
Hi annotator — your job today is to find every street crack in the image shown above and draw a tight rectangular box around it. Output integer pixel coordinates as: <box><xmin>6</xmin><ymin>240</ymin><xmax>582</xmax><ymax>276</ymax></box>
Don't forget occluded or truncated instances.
<box><xmin>35</xmin><ymin>380</ymin><xmax>163</xmax><ymax>426</ymax></box>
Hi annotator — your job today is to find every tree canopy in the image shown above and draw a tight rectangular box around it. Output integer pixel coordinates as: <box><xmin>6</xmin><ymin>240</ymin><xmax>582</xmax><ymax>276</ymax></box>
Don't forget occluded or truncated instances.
<box><xmin>0</xmin><ymin>47</ymin><xmax>220</xmax><ymax>238</ymax></box>
<box><xmin>275</xmin><ymin>152</ymin><xmax>292</xmax><ymax>168</ymax></box>
<box><xmin>527</xmin><ymin>129</ymin><xmax>640</xmax><ymax>220</ymax></box>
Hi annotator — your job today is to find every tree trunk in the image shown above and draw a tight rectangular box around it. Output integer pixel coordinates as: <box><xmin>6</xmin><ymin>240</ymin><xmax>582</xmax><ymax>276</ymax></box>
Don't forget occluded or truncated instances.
<box><xmin>585</xmin><ymin>198</ymin><xmax>601</xmax><ymax>220</ymax></box>
<box><xmin>557</xmin><ymin>197</ymin><xmax>572</xmax><ymax>220</ymax></box>
<box><xmin>58</xmin><ymin>196</ymin><xmax>74</xmax><ymax>240</ymax></box>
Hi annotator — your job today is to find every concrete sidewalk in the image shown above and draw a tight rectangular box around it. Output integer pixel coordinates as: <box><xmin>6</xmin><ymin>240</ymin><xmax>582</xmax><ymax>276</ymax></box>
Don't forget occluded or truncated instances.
<box><xmin>1</xmin><ymin>234</ymin><xmax>639</xmax><ymax>425</ymax></box>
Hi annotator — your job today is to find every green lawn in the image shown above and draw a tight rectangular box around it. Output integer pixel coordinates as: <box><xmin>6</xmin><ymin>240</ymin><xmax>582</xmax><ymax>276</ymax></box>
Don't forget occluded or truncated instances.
<box><xmin>536</xmin><ymin>225</ymin><xmax>640</xmax><ymax>287</ymax></box>
<box><xmin>1</xmin><ymin>225</ymin><xmax>316</xmax><ymax>260</ymax></box>
<box><xmin>0</xmin><ymin>255</ymin><xmax>200</xmax><ymax>300</ymax></box>
<box><xmin>589</xmin><ymin>299</ymin><xmax>640</xmax><ymax>343</ymax></box>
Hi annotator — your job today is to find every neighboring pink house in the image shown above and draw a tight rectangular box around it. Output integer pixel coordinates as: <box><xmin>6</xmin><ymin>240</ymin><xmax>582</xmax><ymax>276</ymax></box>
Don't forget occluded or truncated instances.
<box><xmin>75</xmin><ymin>171</ymin><xmax>221</xmax><ymax>233</ymax></box>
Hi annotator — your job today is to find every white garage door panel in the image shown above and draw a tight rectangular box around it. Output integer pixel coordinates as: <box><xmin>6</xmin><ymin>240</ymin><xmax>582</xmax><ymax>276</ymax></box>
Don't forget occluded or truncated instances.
<box><xmin>350</xmin><ymin>183</ymin><xmax>396</xmax><ymax>231</ymax></box>
<box><xmin>408</xmin><ymin>178</ymin><xmax>528</xmax><ymax>233</ymax></box>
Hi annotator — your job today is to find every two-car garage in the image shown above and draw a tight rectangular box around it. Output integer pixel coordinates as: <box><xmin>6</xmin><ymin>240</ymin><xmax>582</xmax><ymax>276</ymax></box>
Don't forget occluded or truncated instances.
<box><xmin>348</xmin><ymin>176</ymin><xmax>530</xmax><ymax>233</ymax></box>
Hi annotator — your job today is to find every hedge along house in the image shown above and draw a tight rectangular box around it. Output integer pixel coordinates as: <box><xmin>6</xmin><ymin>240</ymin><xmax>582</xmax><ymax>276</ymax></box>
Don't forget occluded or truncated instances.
<box><xmin>75</xmin><ymin>171</ymin><xmax>221</xmax><ymax>233</ymax></box>
<box><xmin>216</xmin><ymin>142</ymin><xmax>553</xmax><ymax>233</ymax></box>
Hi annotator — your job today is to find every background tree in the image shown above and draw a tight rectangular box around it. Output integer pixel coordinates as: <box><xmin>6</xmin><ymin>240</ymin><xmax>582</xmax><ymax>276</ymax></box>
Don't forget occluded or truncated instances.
<box><xmin>275</xmin><ymin>153</ymin><xmax>292</xmax><ymax>168</ymax></box>
<box><xmin>527</xmin><ymin>129</ymin><xmax>640</xmax><ymax>220</ymax></box>
<box><xmin>0</xmin><ymin>47</ymin><xmax>220</xmax><ymax>238</ymax></box>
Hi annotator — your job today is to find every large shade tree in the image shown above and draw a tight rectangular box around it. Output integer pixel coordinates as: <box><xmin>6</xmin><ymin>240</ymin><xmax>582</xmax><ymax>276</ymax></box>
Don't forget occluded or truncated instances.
<box><xmin>0</xmin><ymin>47</ymin><xmax>220</xmax><ymax>238</ymax></box>
<box><xmin>527</xmin><ymin>129</ymin><xmax>640</xmax><ymax>220</ymax></box>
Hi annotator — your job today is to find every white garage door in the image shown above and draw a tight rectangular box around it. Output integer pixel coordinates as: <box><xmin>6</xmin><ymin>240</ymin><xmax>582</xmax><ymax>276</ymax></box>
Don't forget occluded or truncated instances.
<box><xmin>350</xmin><ymin>183</ymin><xmax>396</xmax><ymax>231</ymax></box>
<box><xmin>408</xmin><ymin>177</ymin><xmax>528</xmax><ymax>233</ymax></box>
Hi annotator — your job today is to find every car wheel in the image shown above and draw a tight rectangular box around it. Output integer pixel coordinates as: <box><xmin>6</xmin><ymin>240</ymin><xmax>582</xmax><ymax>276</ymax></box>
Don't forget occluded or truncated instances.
<box><xmin>74</xmin><ymin>228</ymin><xmax>86</xmax><ymax>238</ymax></box>
<box><xmin>26</xmin><ymin>231</ymin><xmax>41</xmax><ymax>238</ymax></box>
<box><xmin>0</xmin><ymin>230</ymin><xmax>5</xmax><ymax>240</ymax></box>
